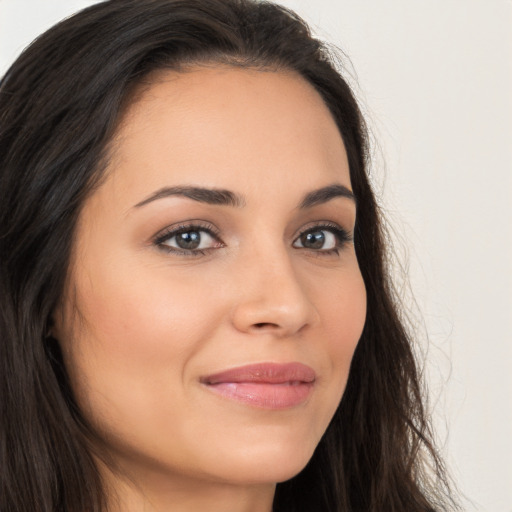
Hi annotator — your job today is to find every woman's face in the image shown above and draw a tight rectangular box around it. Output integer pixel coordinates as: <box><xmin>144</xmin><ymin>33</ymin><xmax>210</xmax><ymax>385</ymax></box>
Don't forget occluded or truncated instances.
<box><xmin>55</xmin><ymin>67</ymin><xmax>366</xmax><ymax>490</ymax></box>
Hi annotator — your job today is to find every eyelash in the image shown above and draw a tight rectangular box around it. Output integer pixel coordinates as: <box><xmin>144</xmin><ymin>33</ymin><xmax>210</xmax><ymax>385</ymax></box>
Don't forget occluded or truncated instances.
<box><xmin>153</xmin><ymin>221</ymin><xmax>222</xmax><ymax>257</ymax></box>
<box><xmin>153</xmin><ymin>221</ymin><xmax>352</xmax><ymax>258</ymax></box>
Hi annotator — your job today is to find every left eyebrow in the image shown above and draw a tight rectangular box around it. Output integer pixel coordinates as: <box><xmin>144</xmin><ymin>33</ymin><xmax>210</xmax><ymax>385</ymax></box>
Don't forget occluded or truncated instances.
<box><xmin>298</xmin><ymin>184</ymin><xmax>355</xmax><ymax>209</ymax></box>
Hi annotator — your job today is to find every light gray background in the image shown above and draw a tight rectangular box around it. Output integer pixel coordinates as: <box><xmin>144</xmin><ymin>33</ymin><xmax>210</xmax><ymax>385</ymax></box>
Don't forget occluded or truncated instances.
<box><xmin>1</xmin><ymin>1</ymin><xmax>511</xmax><ymax>510</ymax></box>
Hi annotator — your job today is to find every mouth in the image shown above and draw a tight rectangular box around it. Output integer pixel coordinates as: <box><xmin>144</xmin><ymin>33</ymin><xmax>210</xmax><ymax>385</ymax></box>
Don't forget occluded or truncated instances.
<box><xmin>200</xmin><ymin>362</ymin><xmax>316</xmax><ymax>409</ymax></box>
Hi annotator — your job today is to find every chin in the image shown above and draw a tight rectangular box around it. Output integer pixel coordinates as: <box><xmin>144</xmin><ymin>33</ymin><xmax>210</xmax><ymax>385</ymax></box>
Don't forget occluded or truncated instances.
<box><xmin>205</xmin><ymin>436</ymin><xmax>318</xmax><ymax>485</ymax></box>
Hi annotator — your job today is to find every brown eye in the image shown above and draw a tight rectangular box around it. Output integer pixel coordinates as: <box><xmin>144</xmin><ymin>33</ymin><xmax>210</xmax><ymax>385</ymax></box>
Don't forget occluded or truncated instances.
<box><xmin>300</xmin><ymin>230</ymin><xmax>327</xmax><ymax>249</ymax></box>
<box><xmin>172</xmin><ymin>230</ymin><xmax>202</xmax><ymax>250</ymax></box>
<box><xmin>294</xmin><ymin>228</ymin><xmax>338</xmax><ymax>251</ymax></box>
<box><xmin>157</xmin><ymin>226</ymin><xmax>221</xmax><ymax>253</ymax></box>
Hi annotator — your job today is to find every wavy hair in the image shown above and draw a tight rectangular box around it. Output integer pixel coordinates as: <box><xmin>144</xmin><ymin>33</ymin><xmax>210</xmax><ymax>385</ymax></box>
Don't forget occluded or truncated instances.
<box><xmin>0</xmin><ymin>1</ymin><xmax>457</xmax><ymax>510</ymax></box>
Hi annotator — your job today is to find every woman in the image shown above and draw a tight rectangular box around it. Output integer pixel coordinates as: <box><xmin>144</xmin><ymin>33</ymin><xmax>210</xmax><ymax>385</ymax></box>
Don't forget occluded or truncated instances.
<box><xmin>0</xmin><ymin>0</ymin><xmax>458</xmax><ymax>511</ymax></box>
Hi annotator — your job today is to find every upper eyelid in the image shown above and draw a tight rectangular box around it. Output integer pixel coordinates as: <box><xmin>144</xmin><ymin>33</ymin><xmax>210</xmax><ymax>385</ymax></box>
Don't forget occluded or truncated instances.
<box><xmin>152</xmin><ymin>220</ymin><xmax>352</xmax><ymax>249</ymax></box>
<box><xmin>294</xmin><ymin>220</ymin><xmax>350</xmax><ymax>235</ymax></box>
<box><xmin>153</xmin><ymin>221</ymin><xmax>221</xmax><ymax>244</ymax></box>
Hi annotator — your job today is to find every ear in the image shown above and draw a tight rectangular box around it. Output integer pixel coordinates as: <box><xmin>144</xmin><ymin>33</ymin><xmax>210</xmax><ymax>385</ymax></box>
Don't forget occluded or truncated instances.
<box><xmin>48</xmin><ymin>299</ymin><xmax>67</xmax><ymax>342</ymax></box>
<box><xmin>49</xmin><ymin>292</ymin><xmax>78</xmax><ymax>349</ymax></box>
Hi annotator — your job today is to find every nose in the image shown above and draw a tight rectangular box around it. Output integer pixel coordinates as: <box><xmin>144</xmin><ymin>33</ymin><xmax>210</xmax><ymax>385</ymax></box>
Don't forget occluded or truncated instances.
<box><xmin>229</xmin><ymin>247</ymin><xmax>319</xmax><ymax>337</ymax></box>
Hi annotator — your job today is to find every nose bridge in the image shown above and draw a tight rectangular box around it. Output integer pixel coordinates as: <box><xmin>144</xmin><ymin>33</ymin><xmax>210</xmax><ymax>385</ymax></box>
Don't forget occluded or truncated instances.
<box><xmin>230</xmin><ymin>236</ymin><xmax>318</xmax><ymax>335</ymax></box>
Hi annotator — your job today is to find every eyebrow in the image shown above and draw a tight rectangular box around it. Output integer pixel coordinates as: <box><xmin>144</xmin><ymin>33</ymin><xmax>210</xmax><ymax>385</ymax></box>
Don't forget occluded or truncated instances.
<box><xmin>133</xmin><ymin>185</ymin><xmax>245</xmax><ymax>208</ymax></box>
<box><xmin>298</xmin><ymin>184</ymin><xmax>355</xmax><ymax>209</ymax></box>
<box><xmin>132</xmin><ymin>183</ymin><xmax>355</xmax><ymax>209</ymax></box>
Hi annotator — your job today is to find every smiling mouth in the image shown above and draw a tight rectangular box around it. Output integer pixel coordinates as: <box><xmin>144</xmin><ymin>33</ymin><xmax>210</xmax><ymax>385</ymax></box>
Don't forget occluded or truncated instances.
<box><xmin>200</xmin><ymin>362</ymin><xmax>316</xmax><ymax>409</ymax></box>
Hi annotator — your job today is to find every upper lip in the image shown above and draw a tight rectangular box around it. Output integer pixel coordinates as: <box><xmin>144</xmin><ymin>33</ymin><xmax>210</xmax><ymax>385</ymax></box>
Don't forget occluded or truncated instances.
<box><xmin>201</xmin><ymin>362</ymin><xmax>316</xmax><ymax>385</ymax></box>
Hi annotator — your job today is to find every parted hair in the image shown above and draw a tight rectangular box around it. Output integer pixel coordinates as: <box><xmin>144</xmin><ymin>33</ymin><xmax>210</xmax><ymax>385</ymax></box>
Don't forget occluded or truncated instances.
<box><xmin>0</xmin><ymin>1</ymin><xmax>457</xmax><ymax>511</ymax></box>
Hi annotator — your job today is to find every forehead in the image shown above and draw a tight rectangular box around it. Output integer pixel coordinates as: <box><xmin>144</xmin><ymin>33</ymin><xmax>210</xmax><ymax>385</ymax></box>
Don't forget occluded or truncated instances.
<box><xmin>104</xmin><ymin>66</ymin><xmax>350</xmax><ymax>208</ymax></box>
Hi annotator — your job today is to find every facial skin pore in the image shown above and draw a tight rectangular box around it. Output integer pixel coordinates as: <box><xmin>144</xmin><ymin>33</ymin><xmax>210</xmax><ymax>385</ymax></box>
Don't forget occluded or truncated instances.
<box><xmin>54</xmin><ymin>67</ymin><xmax>367</xmax><ymax>512</ymax></box>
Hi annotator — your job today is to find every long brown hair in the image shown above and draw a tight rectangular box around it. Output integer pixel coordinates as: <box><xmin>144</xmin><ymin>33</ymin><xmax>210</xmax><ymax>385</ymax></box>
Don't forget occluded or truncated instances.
<box><xmin>0</xmin><ymin>1</ymin><xmax>458</xmax><ymax>510</ymax></box>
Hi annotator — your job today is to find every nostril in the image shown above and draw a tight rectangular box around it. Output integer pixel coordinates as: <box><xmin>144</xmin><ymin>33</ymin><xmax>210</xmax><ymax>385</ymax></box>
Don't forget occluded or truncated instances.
<box><xmin>254</xmin><ymin>322</ymin><xmax>277</xmax><ymax>329</ymax></box>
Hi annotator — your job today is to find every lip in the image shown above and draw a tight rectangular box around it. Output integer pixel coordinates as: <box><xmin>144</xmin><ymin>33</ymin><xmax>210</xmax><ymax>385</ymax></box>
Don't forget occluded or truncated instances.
<box><xmin>200</xmin><ymin>362</ymin><xmax>316</xmax><ymax>409</ymax></box>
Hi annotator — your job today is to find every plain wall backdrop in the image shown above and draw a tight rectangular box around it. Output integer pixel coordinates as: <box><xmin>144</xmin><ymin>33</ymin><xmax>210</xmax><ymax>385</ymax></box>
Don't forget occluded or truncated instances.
<box><xmin>1</xmin><ymin>1</ymin><xmax>511</xmax><ymax>510</ymax></box>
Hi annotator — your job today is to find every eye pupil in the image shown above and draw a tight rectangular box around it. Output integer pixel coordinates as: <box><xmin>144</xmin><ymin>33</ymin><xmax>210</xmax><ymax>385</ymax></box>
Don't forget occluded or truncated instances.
<box><xmin>301</xmin><ymin>230</ymin><xmax>325</xmax><ymax>249</ymax></box>
<box><xmin>176</xmin><ymin>231</ymin><xmax>201</xmax><ymax>249</ymax></box>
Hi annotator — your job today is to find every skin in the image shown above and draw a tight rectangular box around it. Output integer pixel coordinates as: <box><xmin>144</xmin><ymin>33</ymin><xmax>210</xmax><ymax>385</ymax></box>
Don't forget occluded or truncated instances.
<box><xmin>54</xmin><ymin>66</ymin><xmax>367</xmax><ymax>512</ymax></box>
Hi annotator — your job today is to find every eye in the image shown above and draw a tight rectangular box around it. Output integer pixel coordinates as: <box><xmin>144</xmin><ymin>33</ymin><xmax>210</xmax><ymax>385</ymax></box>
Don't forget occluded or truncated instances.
<box><xmin>154</xmin><ymin>222</ymin><xmax>223</xmax><ymax>255</ymax></box>
<box><xmin>292</xmin><ymin>224</ymin><xmax>351</xmax><ymax>254</ymax></box>
<box><xmin>164</xmin><ymin>229</ymin><xmax>214</xmax><ymax>250</ymax></box>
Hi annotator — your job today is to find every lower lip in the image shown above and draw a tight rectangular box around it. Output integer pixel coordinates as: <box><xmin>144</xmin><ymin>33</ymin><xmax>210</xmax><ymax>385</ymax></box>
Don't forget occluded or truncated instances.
<box><xmin>204</xmin><ymin>381</ymin><xmax>314</xmax><ymax>409</ymax></box>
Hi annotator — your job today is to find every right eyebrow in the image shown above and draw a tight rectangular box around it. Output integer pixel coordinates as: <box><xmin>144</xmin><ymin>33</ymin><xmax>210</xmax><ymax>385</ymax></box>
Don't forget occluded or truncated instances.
<box><xmin>132</xmin><ymin>185</ymin><xmax>246</xmax><ymax>209</ymax></box>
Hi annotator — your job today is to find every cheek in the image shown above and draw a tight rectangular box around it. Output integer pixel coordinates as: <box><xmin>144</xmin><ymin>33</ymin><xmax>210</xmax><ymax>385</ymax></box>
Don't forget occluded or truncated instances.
<box><xmin>288</xmin><ymin>263</ymin><xmax>365</xmax><ymax>443</ymax></box>
<box><xmin>319</xmin><ymin>267</ymin><xmax>366</xmax><ymax>383</ymax></box>
<box><xmin>74</xmin><ymin>261</ymin><xmax>219</xmax><ymax>360</ymax></box>
<box><xmin>61</xmin><ymin>261</ymin><xmax>224</xmax><ymax>427</ymax></box>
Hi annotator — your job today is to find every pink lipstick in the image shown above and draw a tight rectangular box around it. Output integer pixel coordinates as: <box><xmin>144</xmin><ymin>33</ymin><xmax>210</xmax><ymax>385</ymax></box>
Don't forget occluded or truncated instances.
<box><xmin>200</xmin><ymin>362</ymin><xmax>316</xmax><ymax>409</ymax></box>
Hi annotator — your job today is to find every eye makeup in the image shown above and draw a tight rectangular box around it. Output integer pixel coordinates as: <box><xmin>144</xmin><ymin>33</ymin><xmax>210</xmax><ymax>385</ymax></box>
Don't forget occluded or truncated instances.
<box><xmin>153</xmin><ymin>220</ymin><xmax>223</xmax><ymax>257</ymax></box>
<box><xmin>292</xmin><ymin>221</ymin><xmax>352</xmax><ymax>257</ymax></box>
<box><xmin>152</xmin><ymin>219</ymin><xmax>352</xmax><ymax>258</ymax></box>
